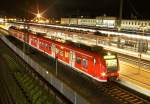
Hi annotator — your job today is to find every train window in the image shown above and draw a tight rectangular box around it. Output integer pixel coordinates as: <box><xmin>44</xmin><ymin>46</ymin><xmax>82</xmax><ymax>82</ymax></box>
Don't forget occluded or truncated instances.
<box><xmin>35</xmin><ymin>39</ymin><xmax>37</xmax><ymax>43</ymax></box>
<box><xmin>32</xmin><ymin>38</ymin><xmax>34</xmax><ymax>42</ymax></box>
<box><xmin>82</xmin><ymin>59</ymin><xmax>88</xmax><ymax>69</ymax></box>
<box><xmin>59</xmin><ymin>50</ymin><xmax>64</xmax><ymax>56</ymax></box>
<box><xmin>76</xmin><ymin>57</ymin><xmax>81</xmax><ymax>64</ymax></box>
<box><xmin>55</xmin><ymin>48</ymin><xmax>59</xmax><ymax>54</ymax></box>
<box><xmin>94</xmin><ymin>59</ymin><xmax>96</xmax><ymax>65</ymax></box>
<box><xmin>65</xmin><ymin>51</ymin><xmax>69</xmax><ymax>58</ymax></box>
<box><xmin>106</xmin><ymin>59</ymin><xmax>117</xmax><ymax>71</ymax></box>
<box><xmin>48</xmin><ymin>46</ymin><xmax>51</xmax><ymax>50</ymax></box>
<box><xmin>39</xmin><ymin>41</ymin><xmax>42</xmax><ymax>45</ymax></box>
<box><xmin>42</xmin><ymin>43</ymin><xmax>45</xmax><ymax>47</ymax></box>
<box><xmin>41</xmin><ymin>42</ymin><xmax>44</xmax><ymax>46</ymax></box>
<box><xmin>45</xmin><ymin>44</ymin><xmax>48</xmax><ymax>48</ymax></box>
<box><xmin>40</xmin><ymin>42</ymin><xmax>43</xmax><ymax>46</ymax></box>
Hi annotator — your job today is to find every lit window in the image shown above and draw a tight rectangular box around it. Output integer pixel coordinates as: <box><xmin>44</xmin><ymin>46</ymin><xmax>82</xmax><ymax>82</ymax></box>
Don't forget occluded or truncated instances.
<box><xmin>94</xmin><ymin>59</ymin><xmax>96</xmax><ymax>65</ymax></box>
<box><xmin>59</xmin><ymin>50</ymin><xmax>64</xmax><ymax>56</ymax></box>
<box><xmin>65</xmin><ymin>51</ymin><xmax>69</xmax><ymax>58</ymax></box>
<box><xmin>39</xmin><ymin>42</ymin><xmax>42</xmax><ymax>45</ymax></box>
<box><xmin>45</xmin><ymin>44</ymin><xmax>48</xmax><ymax>48</ymax></box>
<box><xmin>55</xmin><ymin>48</ymin><xmax>59</xmax><ymax>54</ymax></box>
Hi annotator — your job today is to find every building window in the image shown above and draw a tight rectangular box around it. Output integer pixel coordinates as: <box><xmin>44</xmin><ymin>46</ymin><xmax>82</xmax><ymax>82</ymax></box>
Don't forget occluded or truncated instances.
<box><xmin>138</xmin><ymin>22</ymin><xmax>140</xmax><ymax>25</ymax></box>
<box><xmin>39</xmin><ymin>41</ymin><xmax>42</xmax><ymax>45</ymax></box>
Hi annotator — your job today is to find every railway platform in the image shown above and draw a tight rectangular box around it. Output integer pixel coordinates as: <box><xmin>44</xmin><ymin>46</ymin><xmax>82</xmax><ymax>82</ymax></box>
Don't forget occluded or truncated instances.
<box><xmin>119</xmin><ymin>60</ymin><xmax>150</xmax><ymax>97</ymax></box>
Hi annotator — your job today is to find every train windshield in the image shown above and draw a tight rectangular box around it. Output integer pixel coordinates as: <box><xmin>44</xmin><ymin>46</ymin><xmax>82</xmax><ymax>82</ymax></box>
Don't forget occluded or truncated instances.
<box><xmin>104</xmin><ymin>55</ymin><xmax>118</xmax><ymax>71</ymax></box>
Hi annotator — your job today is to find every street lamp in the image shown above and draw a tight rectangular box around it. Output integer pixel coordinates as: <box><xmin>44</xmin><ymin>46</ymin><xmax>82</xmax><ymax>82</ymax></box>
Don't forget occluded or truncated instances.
<box><xmin>37</xmin><ymin>13</ymin><xmax>41</xmax><ymax>18</ymax></box>
<box><xmin>55</xmin><ymin>55</ymin><xmax>58</xmax><ymax>76</ymax></box>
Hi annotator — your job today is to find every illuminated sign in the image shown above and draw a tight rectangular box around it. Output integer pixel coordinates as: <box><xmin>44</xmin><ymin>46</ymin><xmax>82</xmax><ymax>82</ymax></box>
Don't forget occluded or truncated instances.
<box><xmin>104</xmin><ymin>55</ymin><xmax>116</xmax><ymax>59</ymax></box>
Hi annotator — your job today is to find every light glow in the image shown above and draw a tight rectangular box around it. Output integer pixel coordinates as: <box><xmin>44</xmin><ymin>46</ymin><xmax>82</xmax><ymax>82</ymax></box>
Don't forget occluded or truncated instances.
<box><xmin>37</xmin><ymin>13</ymin><xmax>41</xmax><ymax>18</ymax></box>
<box><xmin>104</xmin><ymin>55</ymin><xmax>116</xmax><ymax>59</ymax></box>
<box><xmin>46</xmin><ymin>71</ymin><xmax>49</xmax><ymax>74</ymax></box>
<box><xmin>101</xmin><ymin>72</ymin><xmax>106</xmax><ymax>77</ymax></box>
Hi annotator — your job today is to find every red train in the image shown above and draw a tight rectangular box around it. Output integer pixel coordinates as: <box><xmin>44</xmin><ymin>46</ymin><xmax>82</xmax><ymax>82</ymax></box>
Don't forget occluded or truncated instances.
<box><xmin>9</xmin><ymin>26</ymin><xmax>119</xmax><ymax>82</ymax></box>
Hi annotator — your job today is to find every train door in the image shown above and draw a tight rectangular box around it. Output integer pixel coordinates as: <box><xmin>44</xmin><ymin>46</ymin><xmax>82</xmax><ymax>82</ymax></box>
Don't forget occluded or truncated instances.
<box><xmin>37</xmin><ymin>38</ymin><xmax>39</xmax><ymax>49</ymax></box>
<box><xmin>70</xmin><ymin>51</ymin><xmax>75</xmax><ymax>67</ymax></box>
<box><xmin>51</xmin><ymin>44</ymin><xmax>55</xmax><ymax>58</ymax></box>
<box><xmin>29</xmin><ymin>35</ymin><xmax>32</xmax><ymax>45</ymax></box>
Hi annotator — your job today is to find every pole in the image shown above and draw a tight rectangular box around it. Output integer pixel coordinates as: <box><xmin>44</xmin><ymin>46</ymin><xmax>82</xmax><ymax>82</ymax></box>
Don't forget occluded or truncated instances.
<box><xmin>138</xmin><ymin>53</ymin><xmax>141</xmax><ymax>74</ymax></box>
<box><xmin>119</xmin><ymin>0</ymin><xmax>123</xmax><ymax>27</ymax></box>
<box><xmin>56</xmin><ymin>57</ymin><xmax>58</xmax><ymax>76</ymax></box>
<box><xmin>138</xmin><ymin>26</ymin><xmax>145</xmax><ymax>74</ymax></box>
<box><xmin>117</xmin><ymin>0</ymin><xmax>123</xmax><ymax>48</ymax></box>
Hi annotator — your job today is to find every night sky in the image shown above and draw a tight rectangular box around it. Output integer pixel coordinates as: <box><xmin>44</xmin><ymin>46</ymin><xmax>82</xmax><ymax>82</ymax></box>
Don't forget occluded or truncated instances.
<box><xmin>0</xmin><ymin>0</ymin><xmax>149</xmax><ymax>19</ymax></box>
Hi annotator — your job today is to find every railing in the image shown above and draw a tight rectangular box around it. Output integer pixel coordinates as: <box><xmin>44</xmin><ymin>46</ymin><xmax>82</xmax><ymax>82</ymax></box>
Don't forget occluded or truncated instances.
<box><xmin>0</xmin><ymin>36</ymin><xmax>90</xmax><ymax>104</ymax></box>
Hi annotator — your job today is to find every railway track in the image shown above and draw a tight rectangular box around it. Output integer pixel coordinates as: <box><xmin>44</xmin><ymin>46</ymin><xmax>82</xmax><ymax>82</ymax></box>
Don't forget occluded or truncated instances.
<box><xmin>5</xmin><ymin>35</ymin><xmax>150</xmax><ymax>104</ymax></box>
<box><xmin>95</xmin><ymin>82</ymin><xmax>150</xmax><ymax>104</ymax></box>
<box><xmin>118</xmin><ymin>54</ymin><xmax>150</xmax><ymax>72</ymax></box>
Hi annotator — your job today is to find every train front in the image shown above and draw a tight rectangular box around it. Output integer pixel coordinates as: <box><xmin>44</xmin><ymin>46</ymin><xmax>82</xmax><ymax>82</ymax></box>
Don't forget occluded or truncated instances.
<box><xmin>103</xmin><ymin>52</ymin><xmax>119</xmax><ymax>81</ymax></box>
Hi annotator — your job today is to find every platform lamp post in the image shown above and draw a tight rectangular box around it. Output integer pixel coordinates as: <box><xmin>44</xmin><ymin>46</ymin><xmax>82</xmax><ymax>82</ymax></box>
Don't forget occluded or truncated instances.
<box><xmin>23</xmin><ymin>0</ymin><xmax>30</xmax><ymax>53</ymax></box>
<box><xmin>55</xmin><ymin>54</ymin><xmax>58</xmax><ymax>76</ymax></box>
<box><xmin>138</xmin><ymin>26</ymin><xmax>146</xmax><ymax>74</ymax></box>
<box><xmin>117</xmin><ymin>0</ymin><xmax>123</xmax><ymax>48</ymax></box>
<box><xmin>36</xmin><ymin>13</ymin><xmax>41</xmax><ymax>23</ymax></box>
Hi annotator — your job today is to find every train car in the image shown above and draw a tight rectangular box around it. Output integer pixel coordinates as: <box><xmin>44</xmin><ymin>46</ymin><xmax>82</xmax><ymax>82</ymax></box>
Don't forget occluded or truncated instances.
<box><xmin>9</xmin><ymin>26</ymin><xmax>119</xmax><ymax>82</ymax></box>
<box><xmin>9</xmin><ymin>26</ymin><xmax>25</xmax><ymax>41</ymax></box>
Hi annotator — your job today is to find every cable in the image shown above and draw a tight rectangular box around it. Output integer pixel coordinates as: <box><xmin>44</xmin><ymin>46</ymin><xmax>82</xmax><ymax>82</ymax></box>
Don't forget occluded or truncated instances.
<box><xmin>127</xmin><ymin>0</ymin><xmax>143</xmax><ymax>19</ymax></box>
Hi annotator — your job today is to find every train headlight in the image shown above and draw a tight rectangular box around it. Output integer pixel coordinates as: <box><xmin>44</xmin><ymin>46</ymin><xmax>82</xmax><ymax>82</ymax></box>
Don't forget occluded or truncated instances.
<box><xmin>101</xmin><ymin>72</ymin><xmax>106</xmax><ymax>77</ymax></box>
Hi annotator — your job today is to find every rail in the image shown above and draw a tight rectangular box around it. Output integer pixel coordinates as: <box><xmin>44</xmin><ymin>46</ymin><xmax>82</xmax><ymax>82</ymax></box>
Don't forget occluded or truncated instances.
<box><xmin>96</xmin><ymin>82</ymin><xmax>150</xmax><ymax>104</ymax></box>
